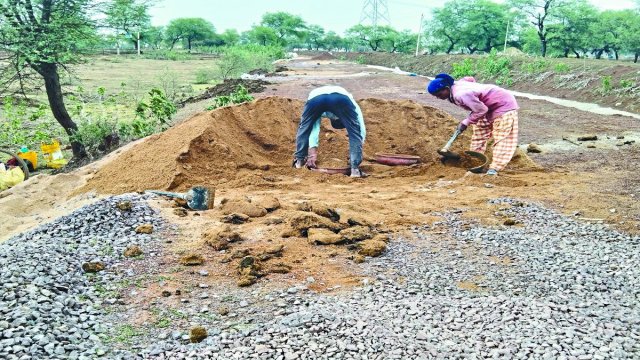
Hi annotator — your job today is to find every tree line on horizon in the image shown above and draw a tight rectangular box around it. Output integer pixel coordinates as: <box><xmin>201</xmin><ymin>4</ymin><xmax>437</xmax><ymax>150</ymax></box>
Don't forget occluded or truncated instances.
<box><xmin>95</xmin><ymin>0</ymin><xmax>640</xmax><ymax>61</ymax></box>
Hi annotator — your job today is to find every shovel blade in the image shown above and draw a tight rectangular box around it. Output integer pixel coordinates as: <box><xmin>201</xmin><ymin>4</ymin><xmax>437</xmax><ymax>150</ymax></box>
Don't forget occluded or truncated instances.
<box><xmin>437</xmin><ymin>149</ymin><xmax>461</xmax><ymax>160</ymax></box>
<box><xmin>185</xmin><ymin>186</ymin><xmax>214</xmax><ymax>211</ymax></box>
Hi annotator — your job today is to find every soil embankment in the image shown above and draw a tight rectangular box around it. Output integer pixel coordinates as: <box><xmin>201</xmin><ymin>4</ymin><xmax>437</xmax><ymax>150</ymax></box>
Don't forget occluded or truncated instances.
<box><xmin>342</xmin><ymin>52</ymin><xmax>640</xmax><ymax>114</ymax></box>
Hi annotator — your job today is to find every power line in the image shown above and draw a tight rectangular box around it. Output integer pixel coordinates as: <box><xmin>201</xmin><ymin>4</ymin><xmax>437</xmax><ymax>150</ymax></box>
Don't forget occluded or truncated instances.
<box><xmin>360</xmin><ymin>0</ymin><xmax>391</xmax><ymax>28</ymax></box>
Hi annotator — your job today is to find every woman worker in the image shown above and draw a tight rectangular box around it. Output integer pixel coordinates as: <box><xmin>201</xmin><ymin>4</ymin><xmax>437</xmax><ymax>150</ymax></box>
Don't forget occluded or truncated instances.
<box><xmin>427</xmin><ymin>73</ymin><xmax>519</xmax><ymax>176</ymax></box>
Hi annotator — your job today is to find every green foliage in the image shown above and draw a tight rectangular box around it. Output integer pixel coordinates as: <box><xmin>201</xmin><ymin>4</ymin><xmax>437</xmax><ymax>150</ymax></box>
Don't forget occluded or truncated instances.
<box><xmin>451</xmin><ymin>58</ymin><xmax>476</xmax><ymax>78</ymax></box>
<box><xmin>112</xmin><ymin>325</ymin><xmax>142</xmax><ymax>344</ymax></box>
<box><xmin>619</xmin><ymin>79</ymin><xmax>636</xmax><ymax>89</ymax></box>
<box><xmin>214</xmin><ymin>45</ymin><xmax>283</xmax><ymax>80</ymax></box>
<box><xmin>600</xmin><ymin>76</ymin><xmax>613</xmax><ymax>94</ymax></box>
<box><xmin>0</xmin><ymin>98</ymin><xmax>59</xmax><ymax>150</ymax></box>
<box><xmin>450</xmin><ymin>51</ymin><xmax>512</xmax><ymax>86</ymax></box>
<box><xmin>554</xmin><ymin>63</ymin><xmax>570</xmax><ymax>73</ymax></box>
<box><xmin>165</xmin><ymin>18</ymin><xmax>216</xmax><ymax>51</ymax></box>
<box><xmin>105</xmin><ymin>0</ymin><xmax>151</xmax><ymax>49</ymax></box>
<box><xmin>260</xmin><ymin>12</ymin><xmax>307</xmax><ymax>47</ymax></box>
<box><xmin>206</xmin><ymin>85</ymin><xmax>254</xmax><ymax>110</ymax></box>
<box><xmin>427</xmin><ymin>0</ymin><xmax>511</xmax><ymax>54</ymax></box>
<box><xmin>135</xmin><ymin>89</ymin><xmax>177</xmax><ymax>129</ymax></box>
<box><xmin>521</xmin><ymin>59</ymin><xmax>549</xmax><ymax>74</ymax></box>
<box><xmin>194</xmin><ymin>69</ymin><xmax>215</xmax><ymax>84</ymax></box>
<box><xmin>356</xmin><ymin>55</ymin><xmax>367</xmax><ymax>64</ymax></box>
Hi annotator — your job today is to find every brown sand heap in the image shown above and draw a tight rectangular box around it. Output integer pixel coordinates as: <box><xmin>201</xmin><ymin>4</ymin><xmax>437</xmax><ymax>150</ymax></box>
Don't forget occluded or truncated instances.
<box><xmin>82</xmin><ymin>97</ymin><xmax>536</xmax><ymax>194</ymax></box>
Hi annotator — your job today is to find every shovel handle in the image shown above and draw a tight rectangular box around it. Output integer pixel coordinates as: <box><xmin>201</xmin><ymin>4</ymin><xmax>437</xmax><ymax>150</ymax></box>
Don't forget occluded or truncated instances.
<box><xmin>442</xmin><ymin>129</ymin><xmax>462</xmax><ymax>151</ymax></box>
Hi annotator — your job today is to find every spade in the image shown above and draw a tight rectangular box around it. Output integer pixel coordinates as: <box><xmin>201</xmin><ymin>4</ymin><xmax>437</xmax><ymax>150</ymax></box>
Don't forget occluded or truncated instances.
<box><xmin>146</xmin><ymin>186</ymin><xmax>215</xmax><ymax>210</ymax></box>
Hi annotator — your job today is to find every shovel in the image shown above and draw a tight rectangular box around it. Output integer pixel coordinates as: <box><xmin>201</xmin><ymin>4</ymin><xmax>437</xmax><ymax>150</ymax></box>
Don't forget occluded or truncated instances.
<box><xmin>146</xmin><ymin>186</ymin><xmax>215</xmax><ymax>210</ymax></box>
<box><xmin>437</xmin><ymin>129</ymin><xmax>489</xmax><ymax>173</ymax></box>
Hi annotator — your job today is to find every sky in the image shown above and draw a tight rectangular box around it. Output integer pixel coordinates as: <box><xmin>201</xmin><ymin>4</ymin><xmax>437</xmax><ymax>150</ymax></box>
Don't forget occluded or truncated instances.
<box><xmin>148</xmin><ymin>0</ymin><xmax>638</xmax><ymax>35</ymax></box>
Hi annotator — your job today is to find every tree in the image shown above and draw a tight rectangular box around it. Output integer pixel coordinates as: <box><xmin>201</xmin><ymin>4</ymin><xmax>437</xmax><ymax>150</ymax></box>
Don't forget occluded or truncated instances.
<box><xmin>143</xmin><ymin>26</ymin><xmax>164</xmax><ymax>50</ymax></box>
<box><xmin>303</xmin><ymin>24</ymin><xmax>325</xmax><ymax>50</ymax></box>
<box><xmin>260</xmin><ymin>12</ymin><xmax>306</xmax><ymax>46</ymax></box>
<box><xmin>165</xmin><ymin>18</ymin><xmax>215</xmax><ymax>51</ymax></box>
<box><xmin>547</xmin><ymin>0</ymin><xmax>598</xmax><ymax>58</ymax></box>
<box><xmin>246</xmin><ymin>26</ymin><xmax>278</xmax><ymax>46</ymax></box>
<box><xmin>509</xmin><ymin>0</ymin><xmax>568</xmax><ymax>57</ymax></box>
<box><xmin>323</xmin><ymin>31</ymin><xmax>344</xmax><ymax>51</ymax></box>
<box><xmin>0</xmin><ymin>0</ymin><xmax>97</xmax><ymax>159</ymax></box>
<box><xmin>384</xmin><ymin>30</ymin><xmax>417</xmax><ymax>53</ymax></box>
<box><xmin>220</xmin><ymin>29</ymin><xmax>240</xmax><ymax>46</ymax></box>
<box><xmin>105</xmin><ymin>0</ymin><xmax>151</xmax><ymax>52</ymax></box>
<box><xmin>626</xmin><ymin>10</ymin><xmax>640</xmax><ymax>63</ymax></box>
<box><xmin>426</xmin><ymin>0</ymin><xmax>511</xmax><ymax>54</ymax></box>
<box><xmin>426</xmin><ymin>5</ymin><xmax>464</xmax><ymax>54</ymax></box>
<box><xmin>590</xmin><ymin>10</ymin><xmax>636</xmax><ymax>60</ymax></box>
<box><xmin>346</xmin><ymin>24</ymin><xmax>396</xmax><ymax>51</ymax></box>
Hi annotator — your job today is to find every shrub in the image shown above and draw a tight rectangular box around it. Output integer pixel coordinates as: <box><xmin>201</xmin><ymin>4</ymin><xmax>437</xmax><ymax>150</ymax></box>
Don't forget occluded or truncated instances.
<box><xmin>553</xmin><ymin>63</ymin><xmax>570</xmax><ymax>73</ymax></box>
<box><xmin>451</xmin><ymin>58</ymin><xmax>476</xmax><ymax>78</ymax></box>
<box><xmin>0</xmin><ymin>98</ymin><xmax>59</xmax><ymax>150</ymax></box>
<box><xmin>206</xmin><ymin>85</ymin><xmax>254</xmax><ymax>110</ymax></box>
<box><xmin>194</xmin><ymin>69</ymin><xmax>214</xmax><ymax>84</ymax></box>
<box><xmin>213</xmin><ymin>45</ymin><xmax>284</xmax><ymax>80</ymax></box>
<box><xmin>521</xmin><ymin>59</ymin><xmax>549</xmax><ymax>74</ymax></box>
<box><xmin>600</xmin><ymin>76</ymin><xmax>613</xmax><ymax>94</ymax></box>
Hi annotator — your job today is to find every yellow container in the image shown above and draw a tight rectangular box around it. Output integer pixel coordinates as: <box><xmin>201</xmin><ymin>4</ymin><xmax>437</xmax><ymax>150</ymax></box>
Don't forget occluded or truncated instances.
<box><xmin>17</xmin><ymin>150</ymin><xmax>37</xmax><ymax>169</ymax></box>
<box><xmin>40</xmin><ymin>140</ymin><xmax>68</xmax><ymax>169</ymax></box>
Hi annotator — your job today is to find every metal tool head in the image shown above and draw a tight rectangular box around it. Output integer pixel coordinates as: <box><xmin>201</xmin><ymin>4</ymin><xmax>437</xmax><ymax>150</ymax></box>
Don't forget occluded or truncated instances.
<box><xmin>184</xmin><ymin>186</ymin><xmax>214</xmax><ymax>210</ymax></box>
<box><xmin>464</xmin><ymin>151</ymin><xmax>489</xmax><ymax>173</ymax></box>
<box><xmin>147</xmin><ymin>186</ymin><xmax>215</xmax><ymax>210</ymax></box>
<box><xmin>437</xmin><ymin>149</ymin><xmax>461</xmax><ymax>160</ymax></box>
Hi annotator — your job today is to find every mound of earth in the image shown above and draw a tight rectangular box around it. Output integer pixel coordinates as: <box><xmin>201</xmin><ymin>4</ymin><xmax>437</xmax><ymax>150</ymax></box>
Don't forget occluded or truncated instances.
<box><xmin>311</xmin><ymin>52</ymin><xmax>337</xmax><ymax>60</ymax></box>
<box><xmin>181</xmin><ymin>79</ymin><xmax>271</xmax><ymax>105</ymax></box>
<box><xmin>81</xmin><ymin>97</ymin><xmax>538</xmax><ymax>194</ymax></box>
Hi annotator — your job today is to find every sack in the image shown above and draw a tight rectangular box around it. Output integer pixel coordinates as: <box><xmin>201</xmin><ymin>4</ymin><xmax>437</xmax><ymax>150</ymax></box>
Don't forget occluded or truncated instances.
<box><xmin>0</xmin><ymin>167</ymin><xmax>25</xmax><ymax>191</ymax></box>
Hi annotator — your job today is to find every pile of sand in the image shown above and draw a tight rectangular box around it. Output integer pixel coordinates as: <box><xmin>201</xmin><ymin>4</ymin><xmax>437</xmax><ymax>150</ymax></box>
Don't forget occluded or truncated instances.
<box><xmin>81</xmin><ymin>97</ymin><xmax>537</xmax><ymax>194</ymax></box>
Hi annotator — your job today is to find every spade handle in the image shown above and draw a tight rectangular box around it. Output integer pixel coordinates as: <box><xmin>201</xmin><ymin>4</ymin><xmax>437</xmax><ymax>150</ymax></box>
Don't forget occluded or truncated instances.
<box><xmin>442</xmin><ymin>129</ymin><xmax>462</xmax><ymax>152</ymax></box>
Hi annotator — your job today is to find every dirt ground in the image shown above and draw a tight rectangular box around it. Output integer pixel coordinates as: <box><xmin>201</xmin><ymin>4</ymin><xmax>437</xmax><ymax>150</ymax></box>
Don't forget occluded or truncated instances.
<box><xmin>2</xmin><ymin>55</ymin><xmax>639</xmax><ymax>293</ymax></box>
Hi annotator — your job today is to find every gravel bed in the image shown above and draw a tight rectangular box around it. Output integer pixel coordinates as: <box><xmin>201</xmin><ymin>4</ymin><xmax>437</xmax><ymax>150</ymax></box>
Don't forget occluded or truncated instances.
<box><xmin>0</xmin><ymin>195</ymin><xmax>163</xmax><ymax>360</ymax></box>
<box><xmin>1</xmin><ymin>196</ymin><xmax>639</xmax><ymax>359</ymax></box>
<box><xmin>127</xmin><ymin>199</ymin><xmax>639</xmax><ymax>359</ymax></box>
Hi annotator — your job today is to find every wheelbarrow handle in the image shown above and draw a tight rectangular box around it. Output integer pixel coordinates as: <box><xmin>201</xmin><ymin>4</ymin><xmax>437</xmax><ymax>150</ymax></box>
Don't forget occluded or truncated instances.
<box><xmin>442</xmin><ymin>128</ymin><xmax>462</xmax><ymax>151</ymax></box>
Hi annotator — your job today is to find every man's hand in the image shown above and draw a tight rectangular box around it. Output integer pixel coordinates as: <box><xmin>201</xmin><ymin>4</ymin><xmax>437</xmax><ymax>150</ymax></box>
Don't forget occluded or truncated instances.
<box><xmin>456</xmin><ymin>122</ymin><xmax>468</xmax><ymax>133</ymax></box>
<box><xmin>305</xmin><ymin>147</ymin><xmax>318</xmax><ymax>169</ymax></box>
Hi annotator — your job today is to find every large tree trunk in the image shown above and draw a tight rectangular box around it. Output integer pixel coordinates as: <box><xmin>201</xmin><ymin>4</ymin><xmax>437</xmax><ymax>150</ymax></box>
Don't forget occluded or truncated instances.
<box><xmin>573</xmin><ymin>50</ymin><xmax>581</xmax><ymax>59</ymax></box>
<box><xmin>36</xmin><ymin>62</ymin><xmax>87</xmax><ymax>160</ymax></box>
<box><xmin>541</xmin><ymin>39</ymin><xmax>547</xmax><ymax>57</ymax></box>
<box><xmin>635</xmin><ymin>52</ymin><xmax>639</xmax><ymax>63</ymax></box>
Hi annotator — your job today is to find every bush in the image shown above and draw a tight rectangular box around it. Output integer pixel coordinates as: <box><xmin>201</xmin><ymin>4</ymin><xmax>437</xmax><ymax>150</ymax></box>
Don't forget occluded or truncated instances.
<box><xmin>194</xmin><ymin>69</ymin><xmax>214</xmax><ymax>84</ymax></box>
<box><xmin>521</xmin><ymin>59</ymin><xmax>549</xmax><ymax>74</ymax></box>
<box><xmin>553</xmin><ymin>63</ymin><xmax>570</xmax><ymax>73</ymax></box>
<box><xmin>600</xmin><ymin>76</ymin><xmax>613</xmax><ymax>94</ymax></box>
<box><xmin>451</xmin><ymin>58</ymin><xmax>476</xmax><ymax>78</ymax></box>
<box><xmin>206</xmin><ymin>85</ymin><xmax>254</xmax><ymax>110</ymax></box>
<box><xmin>0</xmin><ymin>98</ymin><xmax>60</xmax><ymax>150</ymax></box>
<box><xmin>213</xmin><ymin>45</ymin><xmax>284</xmax><ymax>80</ymax></box>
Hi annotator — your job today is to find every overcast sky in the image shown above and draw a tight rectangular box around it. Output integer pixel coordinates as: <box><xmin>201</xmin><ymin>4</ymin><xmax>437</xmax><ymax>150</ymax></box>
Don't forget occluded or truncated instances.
<box><xmin>149</xmin><ymin>0</ymin><xmax>638</xmax><ymax>34</ymax></box>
